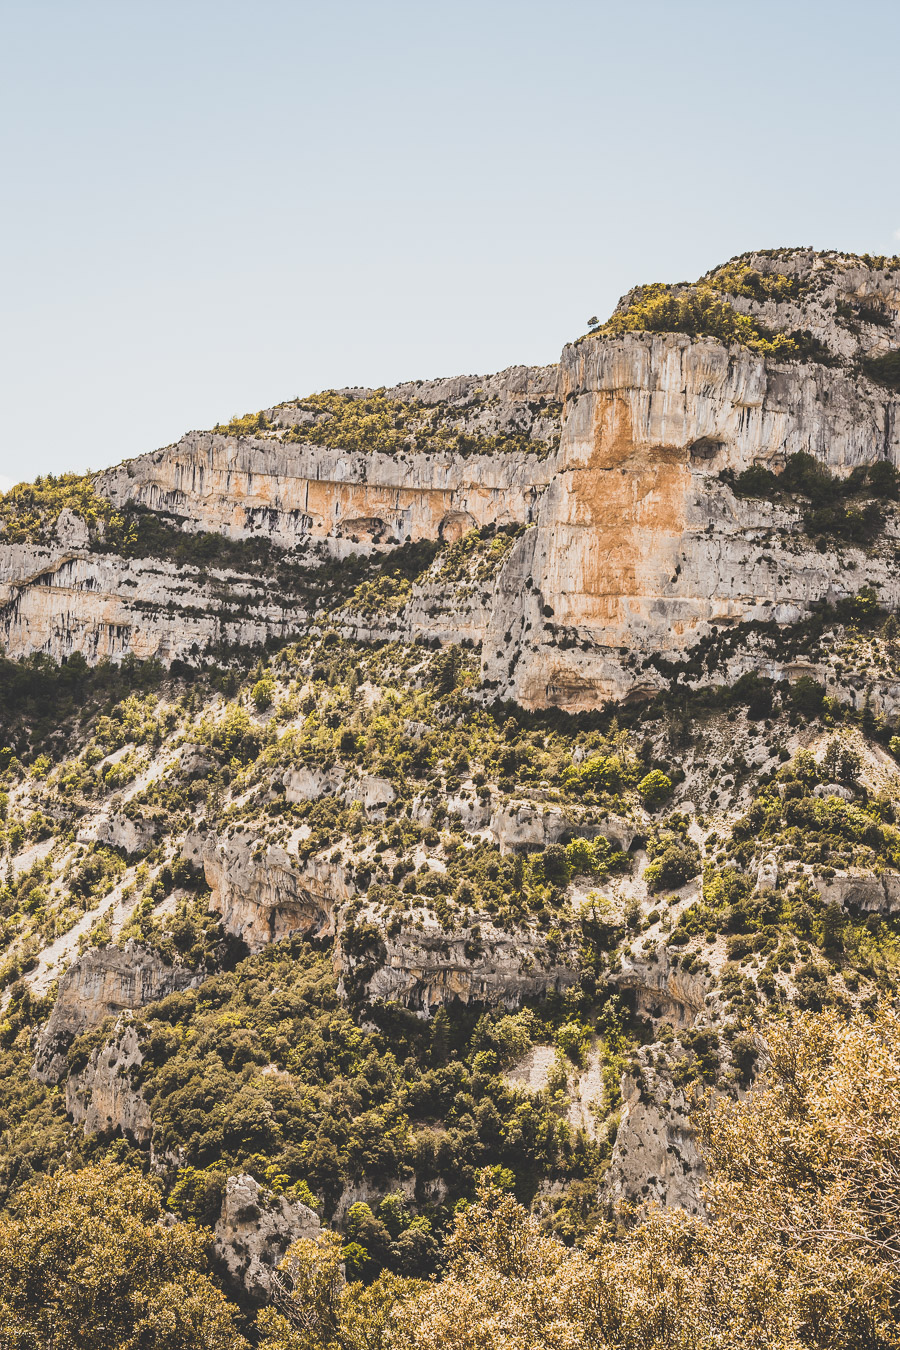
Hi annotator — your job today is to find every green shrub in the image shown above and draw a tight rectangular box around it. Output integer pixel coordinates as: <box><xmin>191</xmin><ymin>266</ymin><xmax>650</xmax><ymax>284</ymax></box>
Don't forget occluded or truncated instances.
<box><xmin>251</xmin><ymin>679</ymin><xmax>275</xmax><ymax>712</ymax></box>
<box><xmin>555</xmin><ymin>1021</ymin><xmax>591</xmax><ymax>1068</ymax></box>
<box><xmin>707</xmin><ymin>263</ymin><xmax>802</xmax><ymax>303</ymax></box>
<box><xmin>645</xmin><ymin>844</ymin><xmax>700</xmax><ymax>893</ymax></box>
<box><xmin>863</xmin><ymin>349</ymin><xmax>900</xmax><ymax>392</ymax></box>
<box><xmin>723</xmin><ymin>452</ymin><xmax>898</xmax><ymax>543</ymax></box>
<box><xmin>223</xmin><ymin>391</ymin><xmax>559</xmax><ymax>458</ymax></box>
<box><xmin>0</xmin><ymin>473</ymin><xmax>122</xmax><ymax>545</ymax></box>
<box><xmin>637</xmin><ymin>770</ymin><xmax>673</xmax><ymax>810</ymax></box>
<box><xmin>563</xmin><ymin>754</ymin><xmax>622</xmax><ymax>794</ymax></box>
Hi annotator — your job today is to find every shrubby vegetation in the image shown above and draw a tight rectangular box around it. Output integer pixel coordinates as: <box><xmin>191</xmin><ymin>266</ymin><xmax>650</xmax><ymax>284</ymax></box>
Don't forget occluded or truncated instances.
<box><xmin>723</xmin><ymin>450</ymin><xmax>899</xmax><ymax>543</ymax></box>
<box><xmin>705</xmin><ymin>260</ymin><xmax>803</xmax><ymax>303</ymax></box>
<box><xmin>0</xmin><ymin>1161</ymin><xmax>245</xmax><ymax>1348</ymax></box>
<box><xmin>215</xmin><ymin>391</ymin><xmax>559</xmax><ymax>459</ymax></box>
<box><xmin>436</xmin><ymin>524</ymin><xmax>524</xmax><ymax>584</ymax></box>
<box><xmin>341</xmin><ymin>1001</ymin><xmax>900</xmax><ymax>1349</ymax></box>
<box><xmin>581</xmin><ymin>281</ymin><xmax>828</xmax><ymax>360</ymax></box>
<box><xmin>643</xmin><ymin>813</ymin><xmax>700</xmax><ymax>893</ymax></box>
<box><xmin>114</xmin><ymin>936</ymin><xmax>627</xmax><ymax>1248</ymax></box>
<box><xmin>5</xmin><ymin>1003</ymin><xmax>899</xmax><ymax>1347</ymax></box>
<box><xmin>864</xmin><ymin>347</ymin><xmax>900</xmax><ymax>392</ymax></box>
<box><xmin>0</xmin><ymin>472</ymin><xmax>117</xmax><ymax>543</ymax></box>
<box><xmin>1</xmin><ymin>537</ymin><xmax>900</xmax><ymax>1341</ymax></box>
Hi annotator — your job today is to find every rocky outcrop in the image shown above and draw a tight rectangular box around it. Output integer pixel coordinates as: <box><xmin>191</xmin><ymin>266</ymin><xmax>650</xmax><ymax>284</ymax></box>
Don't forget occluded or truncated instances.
<box><xmin>283</xmin><ymin>765</ymin><xmax>346</xmax><ymax>803</ymax></box>
<box><xmin>183</xmin><ymin>830</ymin><xmax>354</xmax><ymax>950</ymax></box>
<box><xmin>329</xmin><ymin>1173</ymin><xmax>448</xmax><ymax>1226</ymax></box>
<box><xmin>283</xmin><ymin>766</ymin><xmax>395</xmax><ymax>817</ymax></box>
<box><xmin>816</xmin><ymin>870</ymin><xmax>900</xmax><ymax>915</ymax></box>
<box><xmin>337</xmin><ymin>909</ymin><xmax>579</xmax><ymax>1013</ymax></box>
<box><xmin>65</xmin><ymin>1020</ymin><xmax>152</xmax><ymax>1143</ymax></box>
<box><xmin>96</xmin><ymin>417</ymin><xmax>557</xmax><ymax>553</ymax></box>
<box><xmin>489</xmin><ymin>800</ymin><xmax>638</xmax><ymax>853</ymax></box>
<box><xmin>213</xmin><ymin>1174</ymin><xmax>320</xmax><ymax>1298</ymax></box>
<box><xmin>755</xmin><ymin>854</ymin><xmax>779</xmax><ymax>893</ymax></box>
<box><xmin>506</xmin><ymin>1045</ymin><xmax>606</xmax><ymax>1140</ymax></box>
<box><xmin>605</xmin><ymin>1051</ymin><xmax>705</xmax><ymax>1216</ymax></box>
<box><xmin>0</xmin><ymin>540</ymin><xmax>305</xmax><ymax>667</ymax></box>
<box><xmin>483</xmin><ymin>322</ymin><xmax>900</xmax><ymax>709</ymax></box>
<box><xmin>33</xmin><ymin>941</ymin><xmax>198</xmax><ymax>1083</ymax></box>
<box><xmin>77</xmin><ymin>810</ymin><xmax>156</xmax><ymax>854</ymax></box>
<box><xmin>612</xmin><ymin>949</ymin><xmax>709</xmax><ymax>1028</ymax></box>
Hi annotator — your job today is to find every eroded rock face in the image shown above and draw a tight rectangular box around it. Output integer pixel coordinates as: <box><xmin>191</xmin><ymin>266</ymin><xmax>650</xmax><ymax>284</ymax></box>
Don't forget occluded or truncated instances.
<box><xmin>0</xmin><ymin>542</ymin><xmax>305</xmax><ymax>667</ymax></box>
<box><xmin>77</xmin><ymin>811</ymin><xmax>156</xmax><ymax>854</ymax></box>
<box><xmin>1</xmin><ymin>252</ymin><xmax>897</xmax><ymax>707</ymax></box>
<box><xmin>65</xmin><ymin>1020</ymin><xmax>151</xmax><ymax>1143</ymax></box>
<box><xmin>33</xmin><ymin>941</ymin><xmax>198</xmax><ymax>1084</ymax></box>
<box><xmin>605</xmin><ymin>1053</ymin><xmax>705</xmax><ymax>1216</ymax></box>
<box><xmin>483</xmin><ymin>325</ymin><xmax>900</xmax><ymax>709</ymax></box>
<box><xmin>489</xmin><ymin>800</ymin><xmax>638</xmax><ymax>854</ymax></box>
<box><xmin>96</xmin><ymin>407</ymin><xmax>558</xmax><ymax>551</ymax></box>
<box><xmin>214</xmin><ymin>1174</ymin><xmax>320</xmax><ymax>1298</ymax></box>
<box><xmin>612</xmin><ymin>949</ymin><xmax>709</xmax><ymax>1029</ymax></box>
<box><xmin>283</xmin><ymin>765</ymin><xmax>346</xmax><ymax>803</ymax></box>
<box><xmin>283</xmin><ymin>766</ymin><xmax>395</xmax><ymax>817</ymax></box>
<box><xmin>183</xmin><ymin>830</ymin><xmax>354</xmax><ymax>950</ymax></box>
<box><xmin>816</xmin><ymin>870</ymin><xmax>900</xmax><ymax>915</ymax></box>
<box><xmin>336</xmin><ymin>909</ymin><xmax>579</xmax><ymax>1013</ymax></box>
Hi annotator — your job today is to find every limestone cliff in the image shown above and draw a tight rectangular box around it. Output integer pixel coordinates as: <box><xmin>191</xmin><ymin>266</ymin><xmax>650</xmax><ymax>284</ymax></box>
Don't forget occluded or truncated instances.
<box><xmin>213</xmin><ymin>1174</ymin><xmax>321</xmax><ymax>1299</ymax></box>
<box><xmin>485</xmin><ymin>325</ymin><xmax>900</xmax><ymax>707</ymax></box>
<box><xmin>182</xmin><ymin>829</ymin><xmax>353</xmax><ymax>950</ymax></box>
<box><xmin>335</xmin><ymin>907</ymin><xmax>579</xmax><ymax>1012</ymax></box>
<box><xmin>606</xmin><ymin>1052</ymin><xmax>705</xmax><ymax>1217</ymax></box>
<box><xmin>612</xmin><ymin>949</ymin><xmax>710</xmax><ymax>1029</ymax></box>
<box><xmin>65</xmin><ymin>1020</ymin><xmax>152</xmax><ymax>1143</ymax></box>
<box><xmin>1</xmin><ymin>250</ymin><xmax>898</xmax><ymax>713</ymax></box>
<box><xmin>0</xmin><ymin>539</ymin><xmax>305</xmax><ymax>666</ymax></box>
<box><xmin>33</xmin><ymin>941</ymin><xmax>199</xmax><ymax>1083</ymax></box>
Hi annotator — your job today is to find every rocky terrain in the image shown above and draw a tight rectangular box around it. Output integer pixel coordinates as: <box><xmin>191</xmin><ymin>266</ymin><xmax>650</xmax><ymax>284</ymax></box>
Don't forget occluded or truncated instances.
<box><xmin>1</xmin><ymin>246</ymin><xmax>900</xmax><ymax>1302</ymax></box>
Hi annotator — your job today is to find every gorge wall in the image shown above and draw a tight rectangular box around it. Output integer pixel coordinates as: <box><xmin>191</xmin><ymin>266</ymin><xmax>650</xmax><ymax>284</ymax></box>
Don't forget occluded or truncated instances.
<box><xmin>2</xmin><ymin>249</ymin><xmax>899</xmax><ymax>706</ymax></box>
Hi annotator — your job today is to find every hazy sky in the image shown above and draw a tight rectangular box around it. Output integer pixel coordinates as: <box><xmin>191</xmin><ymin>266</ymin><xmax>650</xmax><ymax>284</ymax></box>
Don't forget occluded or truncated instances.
<box><xmin>2</xmin><ymin>0</ymin><xmax>899</xmax><ymax>485</ymax></box>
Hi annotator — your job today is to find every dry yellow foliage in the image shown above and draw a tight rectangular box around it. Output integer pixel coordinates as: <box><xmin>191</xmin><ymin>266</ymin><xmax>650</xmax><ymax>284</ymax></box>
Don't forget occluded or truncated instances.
<box><xmin>263</xmin><ymin>1002</ymin><xmax>900</xmax><ymax>1350</ymax></box>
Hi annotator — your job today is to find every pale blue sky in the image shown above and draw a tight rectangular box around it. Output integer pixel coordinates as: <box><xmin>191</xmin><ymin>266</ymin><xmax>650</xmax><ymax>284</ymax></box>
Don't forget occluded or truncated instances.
<box><xmin>2</xmin><ymin>0</ymin><xmax>899</xmax><ymax>484</ymax></box>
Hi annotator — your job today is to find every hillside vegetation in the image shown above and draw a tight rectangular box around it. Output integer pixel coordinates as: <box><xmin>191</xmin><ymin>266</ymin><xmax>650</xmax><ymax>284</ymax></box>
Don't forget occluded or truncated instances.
<box><xmin>1</xmin><ymin>245</ymin><xmax>900</xmax><ymax>1344</ymax></box>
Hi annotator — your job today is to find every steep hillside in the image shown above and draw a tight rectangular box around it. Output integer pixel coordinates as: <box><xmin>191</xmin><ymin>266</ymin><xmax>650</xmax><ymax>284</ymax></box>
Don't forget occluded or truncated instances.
<box><xmin>2</xmin><ymin>247</ymin><xmax>900</xmax><ymax>1324</ymax></box>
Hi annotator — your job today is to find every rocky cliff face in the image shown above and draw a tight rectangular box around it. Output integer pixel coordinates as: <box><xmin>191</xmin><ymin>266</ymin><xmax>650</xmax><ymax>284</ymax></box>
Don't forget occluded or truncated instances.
<box><xmin>336</xmin><ymin>907</ymin><xmax>579</xmax><ymax>1012</ymax></box>
<box><xmin>0</xmin><ymin>539</ymin><xmax>304</xmax><ymax>666</ymax></box>
<box><xmin>485</xmin><ymin>332</ymin><xmax>900</xmax><ymax>708</ymax></box>
<box><xmin>65</xmin><ymin>1020</ymin><xmax>152</xmax><ymax>1143</ymax></box>
<box><xmin>1</xmin><ymin>250</ymin><xmax>896</xmax><ymax>708</ymax></box>
<box><xmin>182</xmin><ymin>829</ymin><xmax>354</xmax><ymax>950</ymax></box>
<box><xmin>97</xmin><ymin>432</ymin><xmax>556</xmax><ymax>553</ymax></box>
<box><xmin>213</xmin><ymin>1174</ymin><xmax>321</xmax><ymax>1299</ymax></box>
<box><xmin>33</xmin><ymin>941</ymin><xmax>199</xmax><ymax>1083</ymax></box>
<box><xmin>606</xmin><ymin>1053</ymin><xmax>705</xmax><ymax>1216</ymax></box>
